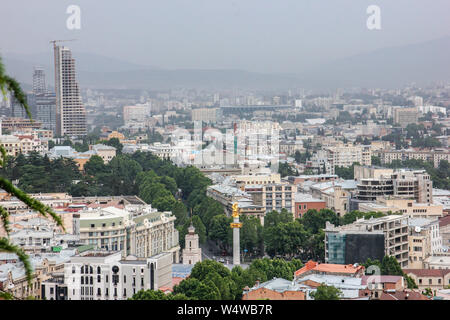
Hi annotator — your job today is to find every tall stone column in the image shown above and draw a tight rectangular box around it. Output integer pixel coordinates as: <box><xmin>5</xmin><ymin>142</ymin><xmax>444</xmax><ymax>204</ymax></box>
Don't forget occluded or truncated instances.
<box><xmin>231</xmin><ymin>203</ymin><xmax>242</xmax><ymax>266</ymax></box>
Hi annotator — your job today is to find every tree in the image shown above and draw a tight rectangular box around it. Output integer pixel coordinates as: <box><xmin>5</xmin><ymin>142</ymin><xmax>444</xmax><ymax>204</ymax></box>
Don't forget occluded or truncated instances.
<box><xmin>422</xmin><ymin>287</ymin><xmax>433</xmax><ymax>297</ymax></box>
<box><xmin>0</xmin><ymin>56</ymin><xmax>64</xmax><ymax>286</ymax></box>
<box><xmin>310</xmin><ymin>284</ymin><xmax>342</xmax><ymax>300</ymax></box>
<box><xmin>300</xmin><ymin>209</ymin><xmax>340</xmax><ymax>234</ymax></box>
<box><xmin>264</xmin><ymin>209</ymin><xmax>293</xmax><ymax>228</ymax></box>
<box><xmin>363</xmin><ymin>256</ymin><xmax>417</xmax><ymax>289</ymax></box>
<box><xmin>264</xmin><ymin>220</ymin><xmax>308</xmax><ymax>258</ymax></box>
<box><xmin>240</xmin><ymin>215</ymin><xmax>264</xmax><ymax>256</ymax></box>
<box><xmin>100</xmin><ymin>137</ymin><xmax>123</xmax><ymax>154</ymax></box>
<box><xmin>208</xmin><ymin>214</ymin><xmax>232</xmax><ymax>250</ymax></box>
<box><xmin>84</xmin><ymin>155</ymin><xmax>106</xmax><ymax>176</ymax></box>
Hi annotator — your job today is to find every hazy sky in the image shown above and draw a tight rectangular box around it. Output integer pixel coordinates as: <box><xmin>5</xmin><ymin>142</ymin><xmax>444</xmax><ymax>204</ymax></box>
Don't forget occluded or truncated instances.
<box><xmin>1</xmin><ymin>0</ymin><xmax>450</xmax><ymax>73</ymax></box>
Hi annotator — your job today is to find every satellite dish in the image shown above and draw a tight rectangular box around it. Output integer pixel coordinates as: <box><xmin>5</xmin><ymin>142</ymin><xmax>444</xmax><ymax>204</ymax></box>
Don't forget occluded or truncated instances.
<box><xmin>415</xmin><ymin>226</ymin><xmax>421</xmax><ymax>233</ymax></box>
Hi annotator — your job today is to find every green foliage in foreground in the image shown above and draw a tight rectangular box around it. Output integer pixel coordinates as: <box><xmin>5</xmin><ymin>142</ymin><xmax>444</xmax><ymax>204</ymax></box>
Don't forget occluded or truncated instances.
<box><xmin>131</xmin><ymin>259</ymin><xmax>304</xmax><ymax>300</ymax></box>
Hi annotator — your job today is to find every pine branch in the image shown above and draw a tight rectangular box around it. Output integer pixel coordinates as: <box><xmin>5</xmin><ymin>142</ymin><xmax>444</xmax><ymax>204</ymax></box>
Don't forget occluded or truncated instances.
<box><xmin>0</xmin><ymin>237</ymin><xmax>33</xmax><ymax>285</ymax></box>
<box><xmin>0</xmin><ymin>56</ymin><xmax>32</xmax><ymax>120</ymax></box>
<box><xmin>0</xmin><ymin>145</ymin><xmax>7</xmax><ymax>168</ymax></box>
<box><xmin>2</xmin><ymin>75</ymin><xmax>33</xmax><ymax>120</ymax></box>
<box><xmin>0</xmin><ymin>177</ymin><xmax>65</xmax><ymax>232</ymax></box>
<box><xmin>0</xmin><ymin>205</ymin><xmax>10</xmax><ymax>236</ymax></box>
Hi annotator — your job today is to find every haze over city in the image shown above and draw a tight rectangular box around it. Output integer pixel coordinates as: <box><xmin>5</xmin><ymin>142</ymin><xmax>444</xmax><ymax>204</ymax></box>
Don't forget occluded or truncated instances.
<box><xmin>2</xmin><ymin>0</ymin><xmax>450</xmax><ymax>89</ymax></box>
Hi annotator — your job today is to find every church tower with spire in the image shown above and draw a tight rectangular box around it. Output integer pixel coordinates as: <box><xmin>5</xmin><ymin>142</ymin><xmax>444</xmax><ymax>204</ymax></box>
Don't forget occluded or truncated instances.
<box><xmin>182</xmin><ymin>224</ymin><xmax>202</xmax><ymax>265</ymax></box>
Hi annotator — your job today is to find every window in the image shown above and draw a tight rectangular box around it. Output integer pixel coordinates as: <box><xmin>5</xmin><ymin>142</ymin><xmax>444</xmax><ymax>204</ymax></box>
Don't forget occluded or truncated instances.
<box><xmin>429</xmin><ymin>279</ymin><xmax>432</xmax><ymax>285</ymax></box>
<box><xmin>141</xmin><ymin>277</ymin><xmax>144</xmax><ymax>286</ymax></box>
<box><xmin>97</xmin><ymin>266</ymin><xmax>101</xmax><ymax>274</ymax></box>
<box><xmin>123</xmin><ymin>275</ymin><xmax>126</xmax><ymax>283</ymax></box>
<box><xmin>50</xmin><ymin>287</ymin><xmax>54</xmax><ymax>295</ymax></box>
<box><xmin>90</xmin><ymin>277</ymin><xmax>93</xmax><ymax>285</ymax></box>
<box><xmin>106</xmin><ymin>275</ymin><xmax>109</xmax><ymax>283</ymax></box>
<box><xmin>72</xmin><ymin>266</ymin><xmax>76</xmax><ymax>274</ymax></box>
<box><xmin>97</xmin><ymin>288</ymin><xmax>101</xmax><ymax>296</ymax></box>
<box><xmin>81</xmin><ymin>277</ymin><xmax>84</xmax><ymax>285</ymax></box>
<box><xmin>97</xmin><ymin>275</ymin><xmax>101</xmax><ymax>283</ymax></box>
<box><xmin>91</xmin><ymin>224</ymin><xmax>95</xmax><ymax>228</ymax></box>
<box><xmin>123</xmin><ymin>288</ymin><xmax>126</xmax><ymax>296</ymax></box>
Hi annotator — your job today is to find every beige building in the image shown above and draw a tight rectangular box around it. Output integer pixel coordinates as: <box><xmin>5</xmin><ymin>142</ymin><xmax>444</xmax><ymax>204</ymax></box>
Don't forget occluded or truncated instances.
<box><xmin>359</xmin><ymin>199</ymin><xmax>443</xmax><ymax>219</ymax></box>
<box><xmin>89</xmin><ymin>144</ymin><xmax>117</xmax><ymax>163</ymax></box>
<box><xmin>379</xmin><ymin>149</ymin><xmax>450</xmax><ymax>168</ymax></box>
<box><xmin>182</xmin><ymin>225</ymin><xmax>202</xmax><ymax>265</ymax></box>
<box><xmin>123</xmin><ymin>104</ymin><xmax>151</xmax><ymax>124</ymax></box>
<box><xmin>309</xmin><ymin>181</ymin><xmax>357</xmax><ymax>217</ymax></box>
<box><xmin>393</xmin><ymin>107</ymin><xmax>418</xmax><ymax>128</ymax></box>
<box><xmin>233</xmin><ymin>173</ymin><xmax>281</xmax><ymax>187</ymax></box>
<box><xmin>244</xmin><ymin>183</ymin><xmax>297</xmax><ymax>215</ymax></box>
<box><xmin>191</xmin><ymin>107</ymin><xmax>222</xmax><ymax>123</ymax></box>
<box><xmin>408</xmin><ymin>218</ymin><xmax>442</xmax><ymax>269</ymax></box>
<box><xmin>78</xmin><ymin>205</ymin><xmax>180</xmax><ymax>263</ymax></box>
<box><xmin>403</xmin><ymin>269</ymin><xmax>450</xmax><ymax>292</ymax></box>
<box><xmin>0</xmin><ymin>135</ymin><xmax>20</xmax><ymax>156</ymax></box>
<box><xmin>325</xmin><ymin>144</ymin><xmax>371</xmax><ymax>174</ymax></box>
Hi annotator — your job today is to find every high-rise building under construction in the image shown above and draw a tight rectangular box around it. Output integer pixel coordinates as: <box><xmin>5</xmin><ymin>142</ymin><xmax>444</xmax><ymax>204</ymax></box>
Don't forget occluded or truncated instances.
<box><xmin>53</xmin><ymin>44</ymin><xmax>87</xmax><ymax>137</ymax></box>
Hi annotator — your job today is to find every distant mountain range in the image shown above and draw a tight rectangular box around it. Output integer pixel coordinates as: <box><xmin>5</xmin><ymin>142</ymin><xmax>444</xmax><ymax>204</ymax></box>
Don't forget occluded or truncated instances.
<box><xmin>2</xmin><ymin>36</ymin><xmax>450</xmax><ymax>90</ymax></box>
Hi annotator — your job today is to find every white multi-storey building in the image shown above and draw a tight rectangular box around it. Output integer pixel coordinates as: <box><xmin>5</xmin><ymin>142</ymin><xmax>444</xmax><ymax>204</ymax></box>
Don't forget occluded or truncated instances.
<box><xmin>64</xmin><ymin>251</ymin><xmax>172</xmax><ymax>300</ymax></box>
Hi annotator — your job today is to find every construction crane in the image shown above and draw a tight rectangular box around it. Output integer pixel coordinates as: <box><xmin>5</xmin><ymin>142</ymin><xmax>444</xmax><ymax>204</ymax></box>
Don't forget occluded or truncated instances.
<box><xmin>49</xmin><ymin>39</ymin><xmax>77</xmax><ymax>49</ymax></box>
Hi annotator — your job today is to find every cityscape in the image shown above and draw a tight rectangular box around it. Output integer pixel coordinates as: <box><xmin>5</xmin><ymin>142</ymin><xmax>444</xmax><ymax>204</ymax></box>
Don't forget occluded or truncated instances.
<box><xmin>0</xmin><ymin>1</ymin><xmax>449</xmax><ymax>310</ymax></box>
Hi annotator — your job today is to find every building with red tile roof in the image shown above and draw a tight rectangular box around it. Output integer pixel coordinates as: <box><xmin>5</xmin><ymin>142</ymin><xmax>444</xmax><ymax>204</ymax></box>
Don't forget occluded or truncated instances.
<box><xmin>403</xmin><ymin>269</ymin><xmax>450</xmax><ymax>292</ymax></box>
<box><xmin>379</xmin><ymin>290</ymin><xmax>430</xmax><ymax>300</ymax></box>
<box><xmin>294</xmin><ymin>260</ymin><xmax>365</xmax><ymax>279</ymax></box>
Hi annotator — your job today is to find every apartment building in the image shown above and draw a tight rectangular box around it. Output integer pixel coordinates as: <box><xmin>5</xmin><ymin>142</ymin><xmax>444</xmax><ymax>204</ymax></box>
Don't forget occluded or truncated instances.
<box><xmin>378</xmin><ymin>149</ymin><xmax>450</xmax><ymax>168</ymax></box>
<box><xmin>325</xmin><ymin>215</ymin><xmax>409</xmax><ymax>268</ymax></box>
<box><xmin>393</xmin><ymin>107</ymin><xmax>418</xmax><ymax>128</ymax></box>
<box><xmin>191</xmin><ymin>107</ymin><xmax>222</xmax><ymax>123</ymax></box>
<box><xmin>244</xmin><ymin>183</ymin><xmax>297</xmax><ymax>215</ymax></box>
<box><xmin>359</xmin><ymin>199</ymin><xmax>443</xmax><ymax>219</ymax></box>
<box><xmin>78</xmin><ymin>205</ymin><xmax>180</xmax><ymax>263</ymax></box>
<box><xmin>1</xmin><ymin>117</ymin><xmax>42</xmax><ymax>132</ymax></box>
<box><xmin>233</xmin><ymin>173</ymin><xmax>281</xmax><ymax>187</ymax></box>
<box><xmin>324</xmin><ymin>144</ymin><xmax>371</xmax><ymax>174</ymax></box>
<box><xmin>0</xmin><ymin>250</ymin><xmax>74</xmax><ymax>299</ymax></box>
<box><xmin>309</xmin><ymin>180</ymin><xmax>357</xmax><ymax>217</ymax></box>
<box><xmin>279</xmin><ymin>140</ymin><xmax>304</xmax><ymax>155</ymax></box>
<box><xmin>408</xmin><ymin>218</ymin><xmax>442</xmax><ymax>269</ymax></box>
<box><xmin>123</xmin><ymin>104</ymin><xmax>151</xmax><ymax>124</ymax></box>
<box><xmin>63</xmin><ymin>250</ymin><xmax>172</xmax><ymax>300</ymax></box>
<box><xmin>294</xmin><ymin>193</ymin><xmax>326</xmax><ymax>219</ymax></box>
